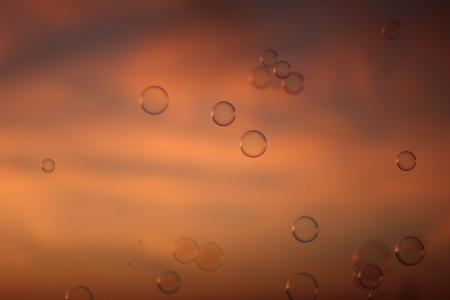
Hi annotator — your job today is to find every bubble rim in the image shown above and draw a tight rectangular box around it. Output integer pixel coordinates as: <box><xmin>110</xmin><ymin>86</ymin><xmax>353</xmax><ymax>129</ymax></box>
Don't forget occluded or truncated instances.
<box><xmin>382</xmin><ymin>19</ymin><xmax>402</xmax><ymax>40</ymax></box>
<box><xmin>260</xmin><ymin>48</ymin><xmax>279</xmax><ymax>67</ymax></box>
<box><xmin>291</xmin><ymin>216</ymin><xmax>319</xmax><ymax>243</ymax></box>
<box><xmin>283</xmin><ymin>71</ymin><xmax>305</xmax><ymax>95</ymax></box>
<box><xmin>41</xmin><ymin>158</ymin><xmax>56</xmax><ymax>173</ymax></box>
<box><xmin>396</xmin><ymin>150</ymin><xmax>417</xmax><ymax>172</ymax></box>
<box><xmin>156</xmin><ymin>270</ymin><xmax>181</xmax><ymax>294</ymax></box>
<box><xmin>285</xmin><ymin>272</ymin><xmax>319</xmax><ymax>300</ymax></box>
<box><xmin>356</xmin><ymin>263</ymin><xmax>384</xmax><ymax>290</ymax></box>
<box><xmin>273</xmin><ymin>60</ymin><xmax>292</xmax><ymax>79</ymax></box>
<box><xmin>211</xmin><ymin>101</ymin><xmax>236</xmax><ymax>127</ymax></box>
<box><xmin>65</xmin><ymin>285</ymin><xmax>94</xmax><ymax>300</ymax></box>
<box><xmin>172</xmin><ymin>236</ymin><xmax>200</xmax><ymax>264</ymax></box>
<box><xmin>240</xmin><ymin>130</ymin><xmax>268</xmax><ymax>158</ymax></box>
<box><xmin>139</xmin><ymin>85</ymin><xmax>169</xmax><ymax>115</ymax></box>
<box><xmin>195</xmin><ymin>241</ymin><xmax>225</xmax><ymax>272</ymax></box>
<box><xmin>394</xmin><ymin>235</ymin><xmax>426</xmax><ymax>266</ymax></box>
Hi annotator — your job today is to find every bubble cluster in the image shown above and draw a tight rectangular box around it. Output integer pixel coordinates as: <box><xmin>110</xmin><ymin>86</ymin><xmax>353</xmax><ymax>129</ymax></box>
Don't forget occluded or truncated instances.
<box><xmin>157</xmin><ymin>270</ymin><xmax>181</xmax><ymax>294</ymax></box>
<box><xmin>240</xmin><ymin>130</ymin><xmax>267</xmax><ymax>158</ymax></box>
<box><xmin>173</xmin><ymin>236</ymin><xmax>199</xmax><ymax>264</ymax></box>
<box><xmin>65</xmin><ymin>286</ymin><xmax>94</xmax><ymax>300</ymax></box>
<box><xmin>140</xmin><ymin>85</ymin><xmax>169</xmax><ymax>115</ymax></box>
<box><xmin>396</xmin><ymin>150</ymin><xmax>416</xmax><ymax>171</ymax></box>
<box><xmin>286</xmin><ymin>273</ymin><xmax>319</xmax><ymax>300</ymax></box>
<box><xmin>382</xmin><ymin>20</ymin><xmax>402</xmax><ymax>40</ymax></box>
<box><xmin>211</xmin><ymin>101</ymin><xmax>236</xmax><ymax>126</ymax></box>
<box><xmin>41</xmin><ymin>158</ymin><xmax>56</xmax><ymax>173</ymax></box>
<box><xmin>357</xmin><ymin>264</ymin><xmax>384</xmax><ymax>290</ymax></box>
<box><xmin>394</xmin><ymin>236</ymin><xmax>425</xmax><ymax>266</ymax></box>
<box><xmin>292</xmin><ymin>216</ymin><xmax>319</xmax><ymax>243</ymax></box>
<box><xmin>196</xmin><ymin>242</ymin><xmax>224</xmax><ymax>272</ymax></box>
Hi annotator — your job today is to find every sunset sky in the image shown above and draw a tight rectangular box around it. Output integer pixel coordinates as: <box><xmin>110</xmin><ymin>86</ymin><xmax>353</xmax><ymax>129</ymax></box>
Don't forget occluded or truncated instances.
<box><xmin>0</xmin><ymin>1</ymin><xmax>449</xmax><ymax>299</ymax></box>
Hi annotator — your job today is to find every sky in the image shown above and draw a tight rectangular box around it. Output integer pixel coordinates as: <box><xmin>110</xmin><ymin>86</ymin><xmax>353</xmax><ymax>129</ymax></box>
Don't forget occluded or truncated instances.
<box><xmin>0</xmin><ymin>0</ymin><xmax>449</xmax><ymax>299</ymax></box>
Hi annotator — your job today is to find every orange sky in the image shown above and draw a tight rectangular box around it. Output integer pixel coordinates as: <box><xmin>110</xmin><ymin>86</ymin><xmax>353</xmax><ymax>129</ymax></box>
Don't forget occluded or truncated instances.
<box><xmin>0</xmin><ymin>1</ymin><xmax>449</xmax><ymax>299</ymax></box>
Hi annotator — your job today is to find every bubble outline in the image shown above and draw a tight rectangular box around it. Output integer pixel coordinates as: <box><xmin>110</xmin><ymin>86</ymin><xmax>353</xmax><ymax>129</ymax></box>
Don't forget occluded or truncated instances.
<box><xmin>172</xmin><ymin>236</ymin><xmax>199</xmax><ymax>264</ymax></box>
<box><xmin>285</xmin><ymin>272</ymin><xmax>319</xmax><ymax>300</ymax></box>
<box><xmin>156</xmin><ymin>270</ymin><xmax>181</xmax><ymax>294</ymax></box>
<box><xmin>240</xmin><ymin>130</ymin><xmax>268</xmax><ymax>158</ymax></box>
<box><xmin>357</xmin><ymin>264</ymin><xmax>384</xmax><ymax>290</ymax></box>
<box><xmin>139</xmin><ymin>85</ymin><xmax>169</xmax><ymax>115</ymax></box>
<box><xmin>211</xmin><ymin>101</ymin><xmax>236</xmax><ymax>127</ymax></box>
<box><xmin>396</xmin><ymin>150</ymin><xmax>416</xmax><ymax>171</ymax></box>
<box><xmin>292</xmin><ymin>216</ymin><xmax>319</xmax><ymax>243</ymax></box>
<box><xmin>195</xmin><ymin>242</ymin><xmax>224</xmax><ymax>272</ymax></box>
<box><xmin>394</xmin><ymin>235</ymin><xmax>426</xmax><ymax>266</ymax></box>
<box><xmin>41</xmin><ymin>158</ymin><xmax>56</xmax><ymax>173</ymax></box>
<box><xmin>65</xmin><ymin>286</ymin><xmax>94</xmax><ymax>300</ymax></box>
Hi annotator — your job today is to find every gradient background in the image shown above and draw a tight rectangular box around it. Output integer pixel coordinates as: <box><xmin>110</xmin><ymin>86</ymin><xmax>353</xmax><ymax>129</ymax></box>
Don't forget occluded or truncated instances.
<box><xmin>0</xmin><ymin>0</ymin><xmax>449</xmax><ymax>299</ymax></box>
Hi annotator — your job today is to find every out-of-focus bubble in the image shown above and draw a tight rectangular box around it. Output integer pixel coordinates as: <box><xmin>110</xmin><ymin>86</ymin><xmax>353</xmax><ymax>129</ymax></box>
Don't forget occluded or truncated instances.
<box><xmin>127</xmin><ymin>260</ymin><xmax>133</xmax><ymax>267</ymax></box>
<box><xmin>140</xmin><ymin>85</ymin><xmax>169</xmax><ymax>115</ymax></box>
<box><xmin>240</xmin><ymin>130</ymin><xmax>267</xmax><ymax>158</ymax></box>
<box><xmin>286</xmin><ymin>272</ymin><xmax>319</xmax><ymax>300</ymax></box>
<box><xmin>195</xmin><ymin>242</ymin><xmax>224</xmax><ymax>271</ymax></box>
<box><xmin>173</xmin><ymin>237</ymin><xmax>199</xmax><ymax>264</ymax></box>
<box><xmin>352</xmin><ymin>240</ymin><xmax>392</xmax><ymax>273</ymax></box>
<box><xmin>41</xmin><ymin>158</ymin><xmax>55</xmax><ymax>173</ymax></box>
<box><xmin>65</xmin><ymin>286</ymin><xmax>94</xmax><ymax>300</ymax></box>
<box><xmin>382</xmin><ymin>20</ymin><xmax>402</xmax><ymax>40</ymax></box>
<box><xmin>357</xmin><ymin>264</ymin><xmax>384</xmax><ymax>290</ymax></box>
<box><xmin>273</xmin><ymin>61</ymin><xmax>292</xmax><ymax>79</ymax></box>
<box><xmin>284</xmin><ymin>72</ymin><xmax>305</xmax><ymax>95</ymax></box>
<box><xmin>396</xmin><ymin>151</ymin><xmax>416</xmax><ymax>171</ymax></box>
<box><xmin>368</xmin><ymin>288</ymin><xmax>387</xmax><ymax>300</ymax></box>
<box><xmin>156</xmin><ymin>270</ymin><xmax>181</xmax><ymax>294</ymax></box>
<box><xmin>211</xmin><ymin>101</ymin><xmax>236</xmax><ymax>126</ymax></box>
<box><xmin>394</xmin><ymin>236</ymin><xmax>425</xmax><ymax>266</ymax></box>
<box><xmin>250</xmin><ymin>66</ymin><xmax>272</xmax><ymax>89</ymax></box>
<box><xmin>292</xmin><ymin>216</ymin><xmax>319</xmax><ymax>243</ymax></box>
<box><xmin>260</xmin><ymin>49</ymin><xmax>279</xmax><ymax>67</ymax></box>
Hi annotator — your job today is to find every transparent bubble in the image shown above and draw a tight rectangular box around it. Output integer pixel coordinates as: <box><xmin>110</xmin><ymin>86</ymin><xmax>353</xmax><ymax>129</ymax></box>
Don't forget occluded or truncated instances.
<box><xmin>357</xmin><ymin>264</ymin><xmax>384</xmax><ymax>290</ymax></box>
<box><xmin>65</xmin><ymin>286</ymin><xmax>94</xmax><ymax>300</ymax></box>
<box><xmin>211</xmin><ymin>101</ymin><xmax>236</xmax><ymax>126</ymax></box>
<box><xmin>273</xmin><ymin>61</ymin><xmax>292</xmax><ymax>79</ymax></box>
<box><xmin>250</xmin><ymin>66</ymin><xmax>272</xmax><ymax>89</ymax></box>
<box><xmin>139</xmin><ymin>86</ymin><xmax>169</xmax><ymax>115</ymax></box>
<box><xmin>41</xmin><ymin>158</ymin><xmax>55</xmax><ymax>173</ymax></box>
<box><xmin>284</xmin><ymin>72</ymin><xmax>305</xmax><ymax>95</ymax></box>
<box><xmin>396</xmin><ymin>150</ymin><xmax>416</xmax><ymax>171</ymax></box>
<box><xmin>394</xmin><ymin>236</ymin><xmax>425</xmax><ymax>266</ymax></box>
<box><xmin>260</xmin><ymin>49</ymin><xmax>279</xmax><ymax>67</ymax></box>
<box><xmin>368</xmin><ymin>288</ymin><xmax>387</xmax><ymax>300</ymax></box>
<box><xmin>382</xmin><ymin>20</ymin><xmax>402</xmax><ymax>40</ymax></box>
<box><xmin>352</xmin><ymin>240</ymin><xmax>392</xmax><ymax>273</ymax></box>
<box><xmin>156</xmin><ymin>270</ymin><xmax>181</xmax><ymax>294</ymax></box>
<box><xmin>292</xmin><ymin>216</ymin><xmax>319</xmax><ymax>243</ymax></box>
<box><xmin>240</xmin><ymin>130</ymin><xmax>267</xmax><ymax>158</ymax></box>
<box><xmin>286</xmin><ymin>273</ymin><xmax>319</xmax><ymax>300</ymax></box>
<box><xmin>173</xmin><ymin>237</ymin><xmax>199</xmax><ymax>264</ymax></box>
<box><xmin>195</xmin><ymin>242</ymin><xmax>224</xmax><ymax>272</ymax></box>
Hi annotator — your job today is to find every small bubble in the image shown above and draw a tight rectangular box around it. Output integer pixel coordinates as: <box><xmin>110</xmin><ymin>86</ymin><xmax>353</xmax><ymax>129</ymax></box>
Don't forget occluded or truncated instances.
<box><xmin>357</xmin><ymin>264</ymin><xmax>384</xmax><ymax>290</ymax></box>
<box><xmin>195</xmin><ymin>242</ymin><xmax>224</xmax><ymax>272</ymax></box>
<box><xmin>382</xmin><ymin>20</ymin><xmax>402</xmax><ymax>40</ymax></box>
<box><xmin>250</xmin><ymin>66</ymin><xmax>272</xmax><ymax>89</ymax></box>
<box><xmin>292</xmin><ymin>216</ymin><xmax>319</xmax><ymax>243</ymax></box>
<box><xmin>65</xmin><ymin>286</ymin><xmax>94</xmax><ymax>300</ymax></box>
<box><xmin>240</xmin><ymin>130</ymin><xmax>267</xmax><ymax>158</ymax></box>
<box><xmin>140</xmin><ymin>85</ymin><xmax>169</xmax><ymax>115</ymax></box>
<box><xmin>394</xmin><ymin>236</ymin><xmax>425</xmax><ymax>266</ymax></box>
<box><xmin>396</xmin><ymin>150</ymin><xmax>416</xmax><ymax>171</ymax></box>
<box><xmin>286</xmin><ymin>272</ymin><xmax>319</xmax><ymax>300</ymax></box>
<box><xmin>41</xmin><ymin>158</ymin><xmax>55</xmax><ymax>173</ymax></box>
<box><xmin>156</xmin><ymin>270</ymin><xmax>181</xmax><ymax>294</ymax></box>
<box><xmin>273</xmin><ymin>61</ymin><xmax>292</xmax><ymax>79</ymax></box>
<box><xmin>260</xmin><ymin>49</ymin><xmax>279</xmax><ymax>67</ymax></box>
<box><xmin>211</xmin><ymin>101</ymin><xmax>236</xmax><ymax>126</ymax></box>
<box><xmin>127</xmin><ymin>260</ymin><xmax>133</xmax><ymax>266</ymax></box>
<box><xmin>284</xmin><ymin>72</ymin><xmax>305</xmax><ymax>95</ymax></box>
<box><xmin>352</xmin><ymin>240</ymin><xmax>392</xmax><ymax>273</ymax></box>
<box><xmin>173</xmin><ymin>237</ymin><xmax>199</xmax><ymax>264</ymax></box>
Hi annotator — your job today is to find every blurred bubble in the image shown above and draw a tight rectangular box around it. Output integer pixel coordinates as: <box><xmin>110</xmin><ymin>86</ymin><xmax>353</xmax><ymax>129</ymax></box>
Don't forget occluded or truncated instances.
<box><xmin>292</xmin><ymin>216</ymin><xmax>319</xmax><ymax>243</ymax></box>
<box><xmin>396</xmin><ymin>151</ymin><xmax>416</xmax><ymax>171</ymax></box>
<box><xmin>140</xmin><ymin>86</ymin><xmax>169</xmax><ymax>115</ymax></box>
<box><xmin>41</xmin><ymin>158</ymin><xmax>55</xmax><ymax>173</ymax></box>
<box><xmin>284</xmin><ymin>72</ymin><xmax>305</xmax><ymax>95</ymax></box>
<box><xmin>211</xmin><ymin>101</ymin><xmax>236</xmax><ymax>126</ymax></box>
<box><xmin>382</xmin><ymin>20</ymin><xmax>402</xmax><ymax>40</ymax></box>
<box><xmin>273</xmin><ymin>61</ymin><xmax>292</xmax><ymax>79</ymax></box>
<box><xmin>260</xmin><ymin>49</ymin><xmax>279</xmax><ymax>67</ymax></box>
<box><xmin>156</xmin><ymin>270</ymin><xmax>181</xmax><ymax>294</ymax></box>
<box><xmin>127</xmin><ymin>260</ymin><xmax>133</xmax><ymax>267</ymax></box>
<box><xmin>250</xmin><ymin>66</ymin><xmax>272</xmax><ymax>89</ymax></box>
<box><xmin>357</xmin><ymin>264</ymin><xmax>384</xmax><ymax>290</ymax></box>
<box><xmin>394</xmin><ymin>236</ymin><xmax>425</xmax><ymax>266</ymax></box>
<box><xmin>352</xmin><ymin>240</ymin><xmax>392</xmax><ymax>273</ymax></box>
<box><xmin>196</xmin><ymin>242</ymin><xmax>224</xmax><ymax>271</ymax></box>
<box><xmin>173</xmin><ymin>237</ymin><xmax>199</xmax><ymax>264</ymax></box>
<box><xmin>286</xmin><ymin>272</ymin><xmax>319</xmax><ymax>300</ymax></box>
<box><xmin>65</xmin><ymin>286</ymin><xmax>94</xmax><ymax>300</ymax></box>
<box><xmin>368</xmin><ymin>288</ymin><xmax>387</xmax><ymax>300</ymax></box>
<box><xmin>240</xmin><ymin>130</ymin><xmax>267</xmax><ymax>158</ymax></box>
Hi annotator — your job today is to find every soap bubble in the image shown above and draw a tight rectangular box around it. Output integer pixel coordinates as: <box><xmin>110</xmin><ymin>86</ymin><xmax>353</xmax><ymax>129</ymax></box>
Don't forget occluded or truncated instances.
<box><xmin>286</xmin><ymin>272</ymin><xmax>319</xmax><ymax>300</ymax></box>
<box><xmin>396</xmin><ymin>151</ymin><xmax>416</xmax><ymax>171</ymax></box>
<box><xmin>284</xmin><ymin>72</ymin><xmax>305</xmax><ymax>95</ymax></box>
<box><xmin>240</xmin><ymin>130</ymin><xmax>267</xmax><ymax>158</ymax></box>
<box><xmin>140</xmin><ymin>85</ymin><xmax>169</xmax><ymax>115</ymax></box>
<box><xmin>41</xmin><ymin>158</ymin><xmax>55</xmax><ymax>173</ymax></box>
<box><xmin>196</xmin><ymin>242</ymin><xmax>224</xmax><ymax>271</ymax></box>
<box><xmin>273</xmin><ymin>61</ymin><xmax>292</xmax><ymax>79</ymax></box>
<box><xmin>156</xmin><ymin>270</ymin><xmax>181</xmax><ymax>294</ymax></box>
<box><xmin>292</xmin><ymin>216</ymin><xmax>319</xmax><ymax>243</ymax></box>
<box><xmin>394</xmin><ymin>236</ymin><xmax>425</xmax><ymax>266</ymax></box>
<box><xmin>211</xmin><ymin>101</ymin><xmax>236</xmax><ymax>126</ymax></box>
<box><xmin>65</xmin><ymin>286</ymin><xmax>94</xmax><ymax>300</ymax></box>
<box><xmin>173</xmin><ymin>237</ymin><xmax>199</xmax><ymax>264</ymax></box>
<box><xmin>382</xmin><ymin>20</ymin><xmax>402</xmax><ymax>40</ymax></box>
<box><xmin>250</xmin><ymin>66</ymin><xmax>272</xmax><ymax>89</ymax></box>
<box><xmin>357</xmin><ymin>264</ymin><xmax>384</xmax><ymax>290</ymax></box>
<box><xmin>260</xmin><ymin>49</ymin><xmax>279</xmax><ymax>67</ymax></box>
